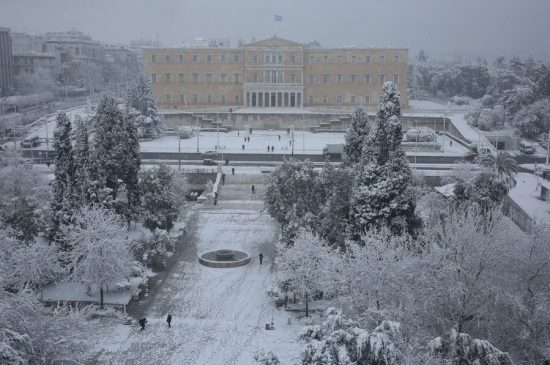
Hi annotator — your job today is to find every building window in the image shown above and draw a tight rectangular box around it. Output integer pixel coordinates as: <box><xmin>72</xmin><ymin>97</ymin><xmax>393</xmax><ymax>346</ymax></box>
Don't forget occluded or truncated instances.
<box><xmin>193</xmin><ymin>94</ymin><xmax>199</xmax><ymax>104</ymax></box>
<box><xmin>234</xmin><ymin>94</ymin><xmax>240</xmax><ymax>104</ymax></box>
<box><xmin>206</xmin><ymin>73</ymin><xmax>212</xmax><ymax>83</ymax></box>
<box><xmin>380</xmin><ymin>55</ymin><xmax>385</xmax><ymax>64</ymax></box>
<box><xmin>323</xmin><ymin>55</ymin><xmax>329</xmax><ymax>64</ymax></box>
<box><xmin>179</xmin><ymin>54</ymin><xmax>184</xmax><ymax>63</ymax></box>
<box><xmin>165</xmin><ymin>73</ymin><xmax>171</xmax><ymax>83</ymax></box>
<box><xmin>351</xmin><ymin>55</ymin><xmax>357</xmax><ymax>64</ymax></box>
<box><xmin>264</xmin><ymin>71</ymin><xmax>270</xmax><ymax>83</ymax></box>
<box><xmin>365</xmin><ymin>55</ymin><xmax>371</xmax><ymax>64</ymax></box>
<box><xmin>290</xmin><ymin>73</ymin><xmax>297</xmax><ymax>83</ymax></box>
<box><xmin>309</xmin><ymin>55</ymin><xmax>314</xmax><ymax>64</ymax></box>
<box><xmin>379</xmin><ymin>95</ymin><xmax>384</xmax><ymax>104</ymax></box>
<box><xmin>178</xmin><ymin>73</ymin><xmax>185</xmax><ymax>83</ymax></box>
<box><xmin>322</xmin><ymin>95</ymin><xmax>328</xmax><ymax>104</ymax></box>
<box><xmin>151</xmin><ymin>73</ymin><xmax>156</xmax><ymax>83</ymax></box>
<box><xmin>252</xmin><ymin>72</ymin><xmax>258</xmax><ymax>83</ymax></box>
<box><xmin>337</xmin><ymin>74</ymin><xmax>343</xmax><ymax>84</ymax></box>
<box><xmin>308</xmin><ymin>74</ymin><xmax>315</xmax><ymax>84</ymax></box>
<box><xmin>234</xmin><ymin>73</ymin><xmax>241</xmax><ymax>83</ymax></box>
<box><xmin>207</xmin><ymin>94</ymin><xmax>212</xmax><ymax>104</ymax></box>
<box><xmin>234</xmin><ymin>54</ymin><xmax>240</xmax><ymax>63</ymax></box>
<box><xmin>394</xmin><ymin>55</ymin><xmax>400</xmax><ymax>64</ymax></box>
<box><xmin>192</xmin><ymin>73</ymin><xmax>198</xmax><ymax>83</ymax></box>
<box><xmin>221</xmin><ymin>95</ymin><xmax>226</xmax><ymax>105</ymax></box>
<box><xmin>308</xmin><ymin>95</ymin><xmax>314</xmax><ymax>104</ymax></box>
<box><xmin>206</xmin><ymin>54</ymin><xmax>212</xmax><ymax>64</ymax></box>
<box><xmin>220</xmin><ymin>73</ymin><xmax>226</xmax><ymax>83</ymax></box>
<box><xmin>363</xmin><ymin>95</ymin><xmax>370</xmax><ymax>105</ymax></box>
<box><xmin>351</xmin><ymin>74</ymin><xmax>357</xmax><ymax>84</ymax></box>
<box><xmin>193</xmin><ymin>54</ymin><xmax>199</xmax><ymax>63</ymax></box>
<box><xmin>165</xmin><ymin>54</ymin><xmax>170</xmax><ymax>63</ymax></box>
<box><xmin>277</xmin><ymin>71</ymin><xmax>283</xmax><ymax>83</ymax></box>
<box><xmin>337</xmin><ymin>55</ymin><xmax>343</xmax><ymax>64</ymax></box>
<box><xmin>350</xmin><ymin>96</ymin><xmax>356</xmax><ymax>105</ymax></box>
<box><xmin>151</xmin><ymin>54</ymin><xmax>156</xmax><ymax>63</ymax></box>
<box><xmin>364</xmin><ymin>74</ymin><xmax>372</xmax><ymax>84</ymax></box>
<box><xmin>379</xmin><ymin>74</ymin><xmax>385</xmax><ymax>84</ymax></box>
<box><xmin>165</xmin><ymin>94</ymin><xmax>171</xmax><ymax>103</ymax></box>
<box><xmin>278</xmin><ymin>53</ymin><xmax>283</xmax><ymax>63</ymax></box>
<box><xmin>336</xmin><ymin>95</ymin><xmax>342</xmax><ymax>105</ymax></box>
<box><xmin>220</xmin><ymin>54</ymin><xmax>226</xmax><ymax>63</ymax></box>
<box><xmin>252</xmin><ymin>54</ymin><xmax>258</xmax><ymax>64</ymax></box>
<box><xmin>393</xmin><ymin>74</ymin><xmax>399</xmax><ymax>85</ymax></box>
<box><xmin>179</xmin><ymin>94</ymin><xmax>186</xmax><ymax>103</ymax></box>
<box><xmin>290</xmin><ymin>54</ymin><xmax>296</xmax><ymax>64</ymax></box>
<box><xmin>321</xmin><ymin>74</ymin><xmax>329</xmax><ymax>84</ymax></box>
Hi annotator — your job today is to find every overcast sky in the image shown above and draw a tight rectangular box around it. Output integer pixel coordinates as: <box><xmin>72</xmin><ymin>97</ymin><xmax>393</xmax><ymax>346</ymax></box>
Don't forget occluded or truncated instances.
<box><xmin>2</xmin><ymin>0</ymin><xmax>550</xmax><ymax>61</ymax></box>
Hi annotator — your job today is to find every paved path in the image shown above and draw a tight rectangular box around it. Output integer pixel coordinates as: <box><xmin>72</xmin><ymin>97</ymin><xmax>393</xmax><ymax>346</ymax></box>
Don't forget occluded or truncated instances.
<box><xmin>94</xmin><ymin>174</ymin><xmax>301</xmax><ymax>364</ymax></box>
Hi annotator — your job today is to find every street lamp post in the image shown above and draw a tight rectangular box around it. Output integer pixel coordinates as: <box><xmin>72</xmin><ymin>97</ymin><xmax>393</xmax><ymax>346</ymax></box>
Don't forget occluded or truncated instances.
<box><xmin>178</xmin><ymin>137</ymin><xmax>181</xmax><ymax>171</ymax></box>
<box><xmin>196</xmin><ymin>117</ymin><xmax>200</xmax><ymax>153</ymax></box>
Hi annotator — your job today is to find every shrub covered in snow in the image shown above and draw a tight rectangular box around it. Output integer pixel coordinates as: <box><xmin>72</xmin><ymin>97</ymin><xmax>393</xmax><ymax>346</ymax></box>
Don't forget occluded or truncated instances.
<box><xmin>299</xmin><ymin>307</ymin><xmax>402</xmax><ymax>365</ymax></box>
<box><xmin>430</xmin><ymin>329</ymin><xmax>513</xmax><ymax>365</ymax></box>
<box><xmin>254</xmin><ymin>349</ymin><xmax>280</xmax><ymax>365</ymax></box>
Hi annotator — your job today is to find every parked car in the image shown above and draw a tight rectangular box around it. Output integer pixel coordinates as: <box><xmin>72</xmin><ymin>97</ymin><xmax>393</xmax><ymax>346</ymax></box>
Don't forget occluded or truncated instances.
<box><xmin>202</xmin><ymin>150</ymin><xmax>218</xmax><ymax>157</ymax></box>
<box><xmin>322</xmin><ymin>144</ymin><xmax>344</xmax><ymax>158</ymax></box>
<box><xmin>519</xmin><ymin>141</ymin><xmax>535</xmax><ymax>154</ymax></box>
<box><xmin>20</xmin><ymin>136</ymin><xmax>41</xmax><ymax>148</ymax></box>
<box><xmin>202</xmin><ymin>159</ymin><xmax>217</xmax><ymax>166</ymax></box>
<box><xmin>463</xmin><ymin>150</ymin><xmax>478</xmax><ymax>161</ymax></box>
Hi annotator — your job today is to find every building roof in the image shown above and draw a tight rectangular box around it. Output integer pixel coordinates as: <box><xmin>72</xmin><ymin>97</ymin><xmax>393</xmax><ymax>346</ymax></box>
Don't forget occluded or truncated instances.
<box><xmin>245</xmin><ymin>36</ymin><xmax>302</xmax><ymax>48</ymax></box>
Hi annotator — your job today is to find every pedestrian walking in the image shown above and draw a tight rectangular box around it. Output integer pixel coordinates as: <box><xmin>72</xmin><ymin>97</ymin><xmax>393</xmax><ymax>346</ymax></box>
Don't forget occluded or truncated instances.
<box><xmin>167</xmin><ymin>314</ymin><xmax>172</xmax><ymax>328</ymax></box>
<box><xmin>237</xmin><ymin>131</ymin><xmax>239</xmax><ymax>136</ymax></box>
<box><xmin>267</xmin><ymin>145</ymin><xmax>270</xmax><ymax>152</ymax></box>
<box><xmin>278</xmin><ymin>135</ymin><xmax>281</xmax><ymax>141</ymax></box>
<box><xmin>271</xmin><ymin>146</ymin><xmax>274</xmax><ymax>152</ymax></box>
<box><xmin>252</xmin><ymin>185</ymin><xmax>255</xmax><ymax>194</ymax></box>
<box><xmin>242</xmin><ymin>144</ymin><xmax>245</xmax><ymax>150</ymax></box>
<box><xmin>222</xmin><ymin>173</ymin><xmax>225</xmax><ymax>185</ymax></box>
<box><xmin>214</xmin><ymin>198</ymin><xmax>218</xmax><ymax>205</ymax></box>
<box><xmin>232</xmin><ymin>167</ymin><xmax>235</xmax><ymax>175</ymax></box>
<box><xmin>139</xmin><ymin>318</ymin><xmax>147</xmax><ymax>331</ymax></box>
<box><xmin>225</xmin><ymin>159</ymin><xmax>229</xmax><ymax>166</ymax></box>
<box><xmin>289</xmin><ymin>140</ymin><xmax>291</xmax><ymax>145</ymax></box>
<box><xmin>259</xmin><ymin>253</ymin><xmax>264</xmax><ymax>265</ymax></box>
<box><xmin>287</xmin><ymin>127</ymin><xmax>290</xmax><ymax>135</ymax></box>
<box><xmin>450</xmin><ymin>140</ymin><xmax>453</xmax><ymax>146</ymax></box>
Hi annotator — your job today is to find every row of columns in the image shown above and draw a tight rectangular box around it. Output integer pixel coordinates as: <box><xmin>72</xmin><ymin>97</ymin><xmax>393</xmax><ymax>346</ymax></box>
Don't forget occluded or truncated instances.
<box><xmin>245</xmin><ymin>91</ymin><xmax>303</xmax><ymax>108</ymax></box>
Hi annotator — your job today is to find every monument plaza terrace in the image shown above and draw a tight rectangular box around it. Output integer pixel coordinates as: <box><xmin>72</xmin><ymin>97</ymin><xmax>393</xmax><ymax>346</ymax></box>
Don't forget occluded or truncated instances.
<box><xmin>144</xmin><ymin>36</ymin><xmax>408</xmax><ymax>111</ymax></box>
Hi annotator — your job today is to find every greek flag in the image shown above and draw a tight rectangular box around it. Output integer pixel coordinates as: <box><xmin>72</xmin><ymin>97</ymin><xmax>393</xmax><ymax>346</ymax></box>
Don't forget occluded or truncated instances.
<box><xmin>274</xmin><ymin>15</ymin><xmax>283</xmax><ymax>21</ymax></box>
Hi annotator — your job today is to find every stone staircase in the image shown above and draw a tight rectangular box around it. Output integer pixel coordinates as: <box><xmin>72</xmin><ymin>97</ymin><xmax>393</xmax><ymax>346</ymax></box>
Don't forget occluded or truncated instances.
<box><xmin>204</xmin><ymin>172</ymin><xmax>268</xmax><ymax>211</ymax></box>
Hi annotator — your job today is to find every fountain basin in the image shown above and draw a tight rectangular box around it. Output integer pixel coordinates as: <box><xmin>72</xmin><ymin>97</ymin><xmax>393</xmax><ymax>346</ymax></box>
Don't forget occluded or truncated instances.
<box><xmin>199</xmin><ymin>249</ymin><xmax>250</xmax><ymax>268</ymax></box>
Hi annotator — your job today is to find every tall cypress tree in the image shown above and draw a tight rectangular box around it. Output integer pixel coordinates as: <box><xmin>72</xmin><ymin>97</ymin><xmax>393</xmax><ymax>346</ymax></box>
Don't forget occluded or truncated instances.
<box><xmin>94</xmin><ymin>96</ymin><xmax>126</xmax><ymax>201</ymax></box>
<box><xmin>121</xmin><ymin>108</ymin><xmax>141</xmax><ymax>223</ymax></box>
<box><xmin>343</xmin><ymin>108</ymin><xmax>370</xmax><ymax>165</ymax></box>
<box><xmin>49</xmin><ymin>112</ymin><xmax>74</xmax><ymax>243</ymax></box>
<box><xmin>127</xmin><ymin>75</ymin><xmax>157</xmax><ymax>118</ymax></box>
<box><xmin>348</xmin><ymin>82</ymin><xmax>421</xmax><ymax>239</ymax></box>
<box><xmin>73</xmin><ymin>119</ymin><xmax>91</xmax><ymax>204</ymax></box>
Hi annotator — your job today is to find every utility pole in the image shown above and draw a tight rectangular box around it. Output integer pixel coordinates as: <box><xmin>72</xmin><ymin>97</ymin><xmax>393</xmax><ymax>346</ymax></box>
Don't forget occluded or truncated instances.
<box><xmin>196</xmin><ymin>117</ymin><xmax>200</xmax><ymax>153</ymax></box>
<box><xmin>178</xmin><ymin>136</ymin><xmax>181</xmax><ymax>171</ymax></box>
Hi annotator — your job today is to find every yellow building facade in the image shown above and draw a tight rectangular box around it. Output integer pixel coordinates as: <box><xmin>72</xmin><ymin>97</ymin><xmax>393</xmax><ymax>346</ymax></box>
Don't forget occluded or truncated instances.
<box><xmin>144</xmin><ymin>36</ymin><xmax>408</xmax><ymax>110</ymax></box>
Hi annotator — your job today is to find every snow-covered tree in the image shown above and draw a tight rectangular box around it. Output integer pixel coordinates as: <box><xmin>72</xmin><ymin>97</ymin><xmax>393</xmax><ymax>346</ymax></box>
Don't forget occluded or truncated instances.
<box><xmin>2</xmin><ymin>197</ymin><xmax>40</xmax><ymax>242</ymax></box>
<box><xmin>512</xmin><ymin>97</ymin><xmax>550</xmax><ymax>137</ymax></box>
<box><xmin>49</xmin><ymin>112</ymin><xmax>75</xmax><ymax>244</ymax></box>
<box><xmin>430</xmin><ymin>329</ymin><xmax>513</xmax><ymax>365</ymax></box>
<box><xmin>348</xmin><ymin>82</ymin><xmax>420</xmax><ymax>239</ymax></box>
<box><xmin>264</xmin><ymin>159</ymin><xmax>320</xmax><ymax>241</ymax></box>
<box><xmin>73</xmin><ymin>119</ymin><xmax>93</xmax><ymax>205</ymax></box>
<box><xmin>299</xmin><ymin>307</ymin><xmax>402</xmax><ymax>365</ymax></box>
<box><xmin>0</xmin><ymin>291</ymin><xmax>90</xmax><ymax>364</ymax></box>
<box><xmin>343</xmin><ymin>108</ymin><xmax>370</xmax><ymax>165</ymax></box>
<box><xmin>275</xmin><ymin>229</ymin><xmax>341</xmax><ymax>316</ymax></box>
<box><xmin>93</xmin><ymin>96</ymin><xmax>126</xmax><ymax>201</ymax></box>
<box><xmin>478</xmin><ymin>151</ymin><xmax>518</xmax><ymax>191</ymax></box>
<box><xmin>133</xmin><ymin>228</ymin><xmax>174</xmax><ymax>268</ymax></box>
<box><xmin>126</xmin><ymin>75</ymin><xmax>161</xmax><ymax>138</ymax></box>
<box><xmin>59</xmin><ymin>205</ymin><xmax>133</xmax><ymax>309</ymax></box>
<box><xmin>254</xmin><ymin>349</ymin><xmax>280</xmax><ymax>365</ymax></box>
<box><xmin>120</xmin><ymin>109</ymin><xmax>141</xmax><ymax>222</ymax></box>
<box><xmin>139</xmin><ymin>164</ymin><xmax>179</xmax><ymax>231</ymax></box>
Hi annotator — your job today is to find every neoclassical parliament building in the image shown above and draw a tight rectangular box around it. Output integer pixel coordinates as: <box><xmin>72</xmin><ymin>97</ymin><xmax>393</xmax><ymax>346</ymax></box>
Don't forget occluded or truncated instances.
<box><xmin>144</xmin><ymin>36</ymin><xmax>408</xmax><ymax>110</ymax></box>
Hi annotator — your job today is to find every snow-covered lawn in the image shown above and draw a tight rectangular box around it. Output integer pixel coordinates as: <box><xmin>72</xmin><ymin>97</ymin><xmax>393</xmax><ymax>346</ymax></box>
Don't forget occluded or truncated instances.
<box><xmin>94</xmin><ymin>204</ymin><xmax>302</xmax><ymax>364</ymax></box>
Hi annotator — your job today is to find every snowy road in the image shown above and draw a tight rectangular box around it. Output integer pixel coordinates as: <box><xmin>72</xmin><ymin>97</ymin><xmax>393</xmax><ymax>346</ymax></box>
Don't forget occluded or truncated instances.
<box><xmin>94</xmin><ymin>176</ymin><xmax>301</xmax><ymax>364</ymax></box>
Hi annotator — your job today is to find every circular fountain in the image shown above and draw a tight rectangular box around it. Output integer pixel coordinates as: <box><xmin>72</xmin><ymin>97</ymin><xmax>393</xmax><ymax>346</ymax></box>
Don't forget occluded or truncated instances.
<box><xmin>199</xmin><ymin>249</ymin><xmax>251</xmax><ymax>268</ymax></box>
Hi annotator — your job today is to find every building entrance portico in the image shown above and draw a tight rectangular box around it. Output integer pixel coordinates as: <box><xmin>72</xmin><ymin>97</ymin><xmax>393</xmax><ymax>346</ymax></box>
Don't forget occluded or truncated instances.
<box><xmin>245</xmin><ymin>87</ymin><xmax>303</xmax><ymax>108</ymax></box>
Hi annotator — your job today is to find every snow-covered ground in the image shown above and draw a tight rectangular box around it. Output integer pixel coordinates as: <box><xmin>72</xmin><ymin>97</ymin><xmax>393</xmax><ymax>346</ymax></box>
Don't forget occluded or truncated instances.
<box><xmin>26</xmin><ymin>106</ymin><xmax>94</xmax><ymax>141</ymax></box>
<box><xmin>140</xmin><ymin>130</ymin><xmax>466</xmax><ymax>155</ymax></box>
<box><xmin>93</xmin><ymin>181</ymin><xmax>303</xmax><ymax>364</ymax></box>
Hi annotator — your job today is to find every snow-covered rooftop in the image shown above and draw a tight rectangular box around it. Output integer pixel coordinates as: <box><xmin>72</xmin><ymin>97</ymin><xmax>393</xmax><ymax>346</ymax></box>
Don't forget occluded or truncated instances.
<box><xmin>508</xmin><ymin>173</ymin><xmax>550</xmax><ymax>224</ymax></box>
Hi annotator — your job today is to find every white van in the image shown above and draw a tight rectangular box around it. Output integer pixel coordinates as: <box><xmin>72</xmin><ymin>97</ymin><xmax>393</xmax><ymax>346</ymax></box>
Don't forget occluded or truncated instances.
<box><xmin>519</xmin><ymin>141</ymin><xmax>535</xmax><ymax>154</ymax></box>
